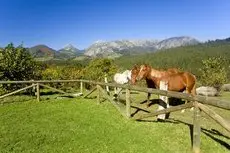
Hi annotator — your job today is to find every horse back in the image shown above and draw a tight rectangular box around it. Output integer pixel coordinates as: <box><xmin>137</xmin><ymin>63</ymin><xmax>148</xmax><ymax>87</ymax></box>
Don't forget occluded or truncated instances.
<box><xmin>167</xmin><ymin>68</ymin><xmax>180</xmax><ymax>74</ymax></box>
<box><xmin>160</xmin><ymin>72</ymin><xmax>193</xmax><ymax>91</ymax></box>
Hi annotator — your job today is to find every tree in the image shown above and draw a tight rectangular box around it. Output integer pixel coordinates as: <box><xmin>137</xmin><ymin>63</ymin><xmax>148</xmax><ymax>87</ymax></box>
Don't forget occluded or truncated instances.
<box><xmin>199</xmin><ymin>57</ymin><xmax>228</xmax><ymax>89</ymax></box>
<box><xmin>0</xmin><ymin>43</ymin><xmax>43</xmax><ymax>91</ymax></box>
<box><xmin>81</xmin><ymin>58</ymin><xmax>118</xmax><ymax>82</ymax></box>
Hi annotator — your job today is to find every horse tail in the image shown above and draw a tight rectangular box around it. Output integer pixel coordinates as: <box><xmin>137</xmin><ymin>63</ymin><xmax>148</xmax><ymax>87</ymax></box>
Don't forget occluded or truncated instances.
<box><xmin>184</xmin><ymin>72</ymin><xmax>196</xmax><ymax>96</ymax></box>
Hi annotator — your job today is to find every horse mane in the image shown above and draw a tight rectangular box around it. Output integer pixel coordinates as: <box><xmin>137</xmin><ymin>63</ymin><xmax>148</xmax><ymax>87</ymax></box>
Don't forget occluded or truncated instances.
<box><xmin>133</xmin><ymin>64</ymin><xmax>139</xmax><ymax>69</ymax></box>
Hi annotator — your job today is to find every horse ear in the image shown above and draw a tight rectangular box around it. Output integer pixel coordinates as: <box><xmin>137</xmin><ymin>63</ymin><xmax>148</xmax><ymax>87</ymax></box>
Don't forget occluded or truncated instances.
<box><xmin>133</xmin><ymin>64</ymin><xmax>138</xmax><ymax>69</ymax></box>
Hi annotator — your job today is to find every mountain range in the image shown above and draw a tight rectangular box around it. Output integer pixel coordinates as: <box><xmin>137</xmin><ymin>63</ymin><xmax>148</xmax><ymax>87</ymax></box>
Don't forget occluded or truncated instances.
<box><xmin>84</xmin><ymin>36</ymin><xmax>199</xmax><ymax>57</ymax></box>
<box><xmin>28</xmin><ymin>44</ymin><xmax>83</xmax><ymax>60</ymax></box>
<box><xmin>27</xmin><ymin>36</ymin><xmax>200</xmax><ymax>59</ymax></box>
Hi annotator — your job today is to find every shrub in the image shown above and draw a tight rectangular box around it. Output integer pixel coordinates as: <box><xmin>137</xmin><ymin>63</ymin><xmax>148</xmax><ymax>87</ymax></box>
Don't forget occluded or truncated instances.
<box><xmin>0</xmin><ymin>43</ymin><xmax>43</xmax><ymax>91</ymax></box>
<box><xmin>42</xmin><ymin>66</ymin><xmax>82</xmax><ymax>91</ymax></box>
<box><xmin>199</xmin><ymin>57</ymin><xmax>228</xmax><ymax>90</ymax></box>
<box><xmin>81</xmin><ymin>58</ymin><xmax>118</xmax><ymax>89</ymax></box>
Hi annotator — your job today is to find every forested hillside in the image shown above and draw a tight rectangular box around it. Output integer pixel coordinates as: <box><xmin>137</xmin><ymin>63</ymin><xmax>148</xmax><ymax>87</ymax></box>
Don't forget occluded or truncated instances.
<box><xmin>115</xmin><ymin>41</ymin><xmax>230</xmax><ymax>78</ymax></box>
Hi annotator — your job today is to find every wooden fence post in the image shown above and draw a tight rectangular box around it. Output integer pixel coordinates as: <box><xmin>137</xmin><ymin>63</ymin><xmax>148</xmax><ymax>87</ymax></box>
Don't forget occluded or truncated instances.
<box><xmin>104</xmin><ymin>74</ymin><xmax>110</xmax><ymax>95</ymax></box>
<box><xmin>193</xmin><ymin>102</ymin><xmax>201</xmax><ymax>153</ymax></box>
<box><xmin>97</xmin><ymin>85</ymin><xmax>100</xmax><ymax>104</ymax></box>
<box><xmin>80</xmin><ymin>81</ymin><xmax>83</xmax><ymax>94</ymax></box>
<box><xmin>37</xmin><ymin>83</ymin><xmax>40</xmax><ymax>102</ymax></box>
<box><xmin>126</xmin><ymin>88</ymin><xmax>131</xmax><ymax>118</ymax></box>
<box><xmin>157</xmin><ymin>81</ymin><xmax>169</xmax><ymax>120</ymax></box>
<box><xmin>32</xmin><ymin>82</ymin><xmax>36</xmax><ymax>96</ymax></box>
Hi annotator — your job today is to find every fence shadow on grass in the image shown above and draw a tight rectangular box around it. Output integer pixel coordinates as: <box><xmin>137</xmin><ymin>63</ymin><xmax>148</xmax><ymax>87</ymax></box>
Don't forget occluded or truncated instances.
<box><xmin>172</xmin><ymin>119</ymin><xmax>230</xmax><ymax>150</ymax></box>
<box><xmin>135</xmin><ymin>117</ymin><xmax>230</xmax><ymax>150</ymax></box>
<box><xmin>202</xmin><ymin>130</ymin><xmax>230</xmax><ymax>150</ymax></box>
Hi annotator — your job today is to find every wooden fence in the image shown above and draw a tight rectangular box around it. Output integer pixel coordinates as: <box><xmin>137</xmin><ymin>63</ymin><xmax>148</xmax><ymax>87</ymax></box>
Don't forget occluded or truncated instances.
<box><xmin>0</xmin><ymin>79</ymin><xmax>230</xmax><ymax>153</ymax></box>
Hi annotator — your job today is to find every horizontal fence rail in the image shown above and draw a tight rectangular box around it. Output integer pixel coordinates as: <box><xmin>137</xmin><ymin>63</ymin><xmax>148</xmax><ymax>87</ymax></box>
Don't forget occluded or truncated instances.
<box><xmin>1</xmin><ymin>79</ymin><xmax>230</xmax><ymax>110</ymax></box>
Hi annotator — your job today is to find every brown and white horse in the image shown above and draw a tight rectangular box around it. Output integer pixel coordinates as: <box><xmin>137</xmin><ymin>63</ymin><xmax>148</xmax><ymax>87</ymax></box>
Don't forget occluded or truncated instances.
<box><xmin>136</xmin><ymin>64</ymin><xmax>196</xmax><ymax>111</ymax></box>
<box><xmin>130</xmin><ymin>65</ymin><xmax>182</xmax><ymax>107</ymax></box>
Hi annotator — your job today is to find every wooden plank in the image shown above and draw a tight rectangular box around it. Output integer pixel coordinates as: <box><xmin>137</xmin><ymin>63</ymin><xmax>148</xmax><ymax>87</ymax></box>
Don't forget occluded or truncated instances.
<box><xmin>98</xmin><ymin>86</ymin><xmax>126</xmax><ymax>118</ymax></box>
<box><xmin>80</xmin><ymin>81</ymin><xmax>83</xmax><ymax>93</ymax></box>
<box><xmin>39</xmin><ymin>83</ymin><xmax>67</xmax><ymax>94</ymax></box>
<box><xmin>104</xmin><ymin>75</ymin><xmax>110</xmax><ymax>95</ymax></box>
<box><xmin>193</xmin><ymin>102</ymin><xmax>201</xmax><ymax>153</ymax></box>
<box><xmin>194</xmin><ymin>95</ymin><xmax>230</xmax><ymax>111</ymax></box>
<box><xmin>135</xmin><ymin>102</ymin><xmax>194</xmax><ymax>120</ymax></box>
<box><xmin>37</xmin><ymin>83</ymin><xmax>40</xmax><ymax>102</ymax></box>
<box><xmin>126</xmin><ymin>88</ymin><xmax>131</xmax><ymax>118</ymax></box>
<box><xmin>32</xmin><ymin>83</ymin><xmax>36</xmax><ymax>96</ymax></box>
<box><xmin>198</xmin><ymin>103</ymin><xmax>230</xmax><ymax>133</ymax></box>
<box><xmin>82</xmin><ymin>86</ymin><xmax>97</xmax><ymax>98</ymax></box>
<box><xmin>0</xmin><ymin>84</ymin><xmax>36</xmax><ymax>99</ymax></box>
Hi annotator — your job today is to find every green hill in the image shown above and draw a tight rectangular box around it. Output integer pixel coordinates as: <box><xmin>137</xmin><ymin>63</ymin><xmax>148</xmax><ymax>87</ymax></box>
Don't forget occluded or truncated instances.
<box><xmin>115</xmin><ymin>40</ymin><xmax>230</xmax><ymax>79</ymax></box>
<box><xmin>28</xmin><ymin>45</ymin><xmax>56</xmax><ymax>58</ymax></box>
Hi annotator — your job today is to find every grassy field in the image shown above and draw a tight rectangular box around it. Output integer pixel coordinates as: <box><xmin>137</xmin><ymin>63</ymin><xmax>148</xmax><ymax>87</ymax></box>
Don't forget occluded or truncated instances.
<box><xmin>0</xmin><ymin>91</ymin><xmax>230</xmax><ymax>153</ymax></box>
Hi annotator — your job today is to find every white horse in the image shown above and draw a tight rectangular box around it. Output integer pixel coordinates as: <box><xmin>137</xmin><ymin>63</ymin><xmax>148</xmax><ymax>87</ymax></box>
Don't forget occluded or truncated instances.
<box><xmin>113</xmin><ymin>70</ymin><xmax>131</xmax><ymax>98</ymax></box>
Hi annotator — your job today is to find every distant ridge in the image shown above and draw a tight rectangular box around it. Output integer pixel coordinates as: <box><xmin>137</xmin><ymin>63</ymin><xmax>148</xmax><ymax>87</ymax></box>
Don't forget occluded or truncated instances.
<box><xmin>57</xmin><ymin>44</ymin><xmax>82</xmax><ymax>59</ymax></box>
<box><xmin>29</xmin><ymin>44</ymin><xmax>56</xmax><ymax>58</ymax></box>
<box><xmin>26</xmin><ymin>36</ymin><xmax>230</xmax><ymax>60</ymax></box>
<box><xmin>84</xmin><ymin>36</ymin><xmax>200</xmax><ymax>57</ymax></box>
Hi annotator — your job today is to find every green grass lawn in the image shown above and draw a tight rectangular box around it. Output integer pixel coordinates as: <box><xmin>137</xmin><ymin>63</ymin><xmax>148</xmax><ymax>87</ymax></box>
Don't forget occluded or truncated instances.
<box><xmin>0</xmin><ymin>91</ymin><xmax>230</xmax><ymax>153</ymax></box>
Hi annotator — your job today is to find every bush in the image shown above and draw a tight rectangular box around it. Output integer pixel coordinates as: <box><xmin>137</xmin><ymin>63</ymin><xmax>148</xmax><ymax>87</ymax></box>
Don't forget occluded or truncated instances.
<box><xmin>82</xmin><ymin>58</ymin><xmax>118</xmax><ymax>81</ymax></box>
<box><xmin>42</xmin><ymin>65</ymin><xmax>82</xmax><ymax>91</ymax></box>
<box><xmin>81</xmin><ymin>58</ymin><xmax>118</xmax><ymax>89</ymax></box>
<box><xmin>0</xmin><ymin>43</ymin><xmax>43</xmax><ymax>91</ymax></box>
<box><xmin>199</xmin><ymin>57</ymin><xmax>228</xmax><ymax>90</ymax></box>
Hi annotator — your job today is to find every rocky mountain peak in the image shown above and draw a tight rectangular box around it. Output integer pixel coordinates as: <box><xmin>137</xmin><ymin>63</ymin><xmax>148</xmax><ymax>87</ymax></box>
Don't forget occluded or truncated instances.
<box><xmin>84</xmin><ymin>36</ymin><xmax>200</xmax><ymax>57</ymax></box>
<box><xmin>62</xmin><ymin>44</ymin><xmax>79</xmax><ymax>52</ymax></box>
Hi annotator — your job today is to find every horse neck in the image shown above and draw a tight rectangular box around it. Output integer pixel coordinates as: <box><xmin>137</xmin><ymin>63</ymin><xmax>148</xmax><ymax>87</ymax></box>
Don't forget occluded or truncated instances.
<box><xmin>149</xmin><ymin>68</ymin><xmax>168</xmax><ymax>78</ymax></box>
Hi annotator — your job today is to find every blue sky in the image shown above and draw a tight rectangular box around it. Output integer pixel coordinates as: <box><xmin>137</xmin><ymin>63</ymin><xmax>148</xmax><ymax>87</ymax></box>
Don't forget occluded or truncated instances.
<box><xmin>0</xmin><ymin>0</ymin><xmax>229</xmax><ymax>49</ymax></box>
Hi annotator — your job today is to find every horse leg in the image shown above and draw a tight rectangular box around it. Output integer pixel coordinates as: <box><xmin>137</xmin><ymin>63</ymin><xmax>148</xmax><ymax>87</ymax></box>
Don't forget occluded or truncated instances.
<box><xmin>181</xmin><ymin>87</ymin><xmax>194</xmax><ymax>113</ymax></box>
<box><xmin>181</xmin><ymin>90</ymin><xmax>188</xmax><ymax>113</ymax></box>
<box><xmin>146</xmin><ymin>93</ymin><xmax>151</xmax><ymax>107</ymax></box>
<box><xmin>188</xmin><ymin>95</ymin><xmax>194</xmax><ymax>111</ymax></box>
<box><xmin>113</xmin><ymin>87</ymin><xmax>118</xmax><ymax>100</ymax></box>
<box><xmin>189</xmin><ymin>83</ymin><xmax>197</xmax><ymax>112</ymax></box>
<box><xmin>116</xmin><ymin>88</ymin><xmax>122</xmax><ymax>101</ymax></box>
<box><xmin>114</xmin><ymin>87</ymin><xmax>117</xmax><ymax>95</ymax></box>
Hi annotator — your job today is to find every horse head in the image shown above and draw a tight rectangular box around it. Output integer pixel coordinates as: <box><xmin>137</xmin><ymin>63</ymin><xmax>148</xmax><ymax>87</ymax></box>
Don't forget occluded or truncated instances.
<box><xmin>130</xmin><ymin>65</ymin><xmax>140</xmax><ymax>85</ymax></box>
<box><xmin>136</xmin><ymin>64</ymin><xmax>151</xmax><ymax>81</ymax></box>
